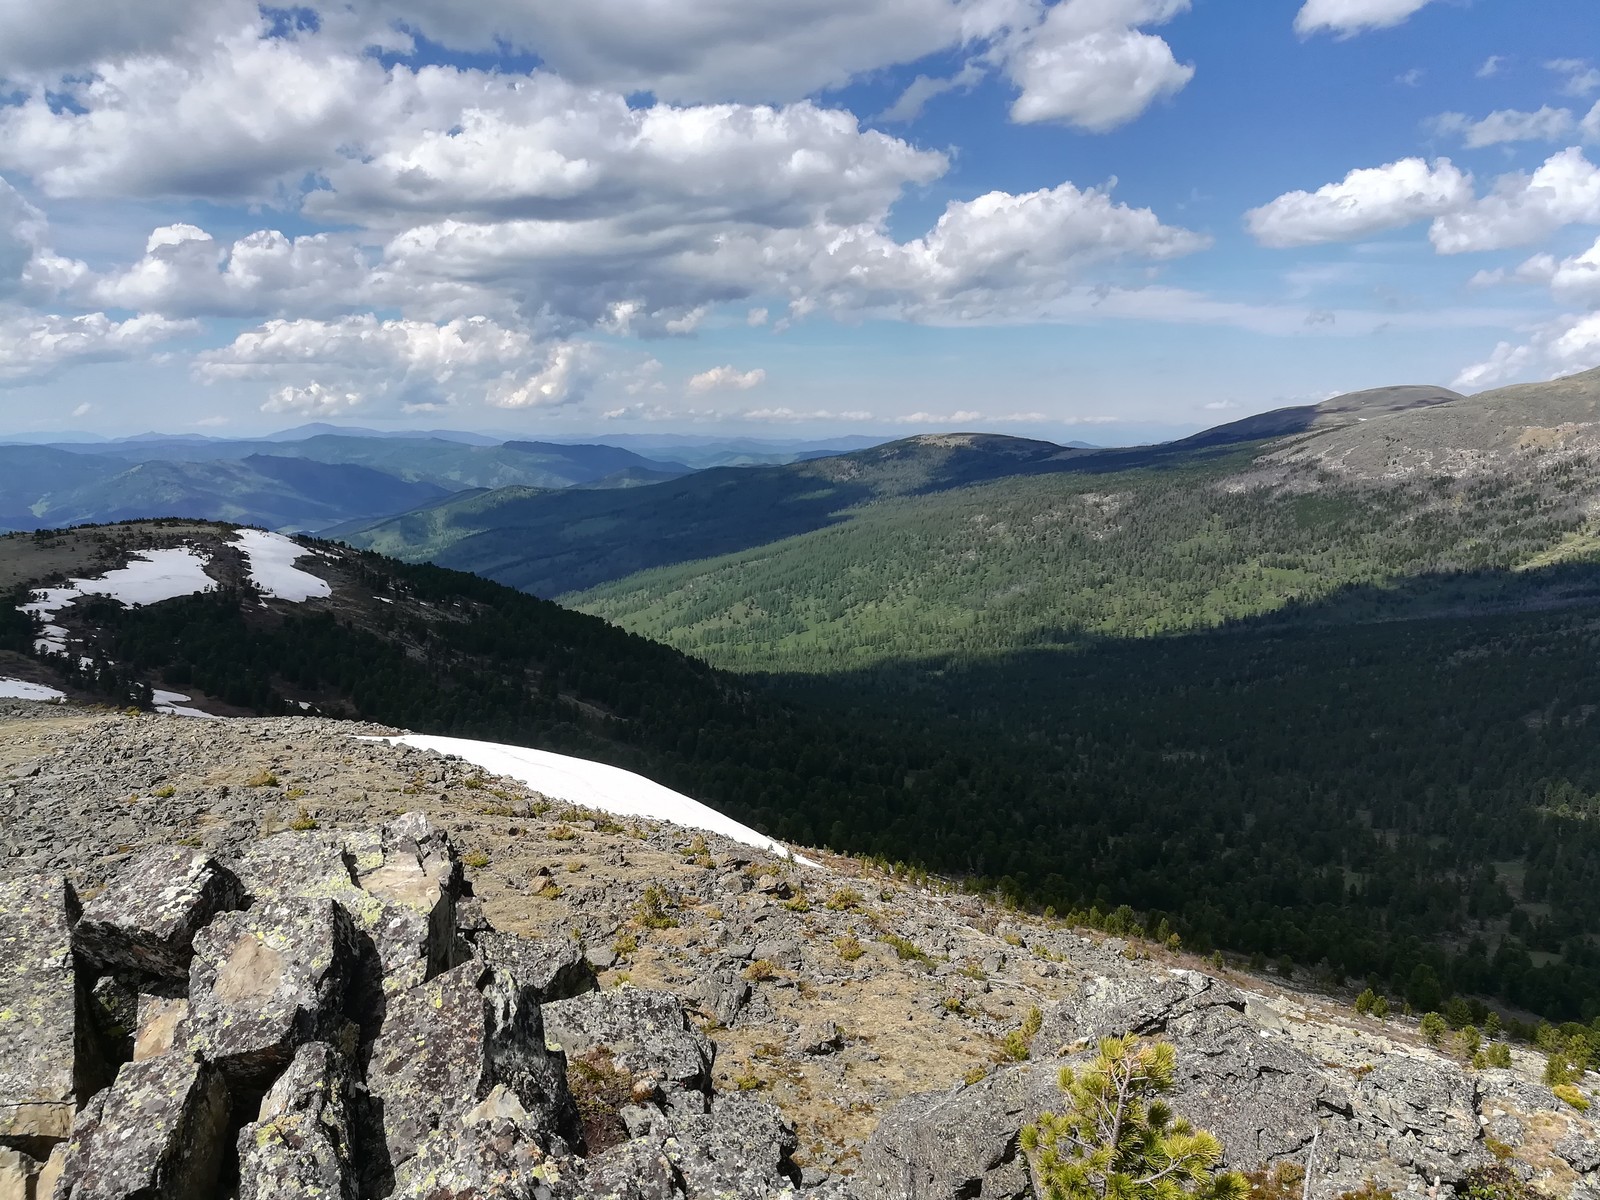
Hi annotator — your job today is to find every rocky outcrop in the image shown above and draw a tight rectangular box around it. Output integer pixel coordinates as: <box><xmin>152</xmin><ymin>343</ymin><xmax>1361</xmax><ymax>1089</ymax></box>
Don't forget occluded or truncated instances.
<box><xmin>862</xmin><ymin>965</ymin><xmax>1600</xmax><ymax>1200</ymax></box>
<box><xmin>0</xmin><ymin>814</ymin><xmax>814</xmax><ymax>1198</ymax></box>
<box><xmin>51</xmin><ymin>1052</ymin><xmax>231</xmax><ymax>1200</ymax></box>
<box><xmin>543</xmin><ymin>989</ymin><xmax>714</xmax><ymax>1119</ymax></box>
<box><xmin>0</xmin><ymin>874</ymin><xmax>103</xmax><ymax>1160</ymax></box>
<box><xmin>72</xmin><ymin>848</ymin><xmax>243</xmax><ymax>984</ymax></box>
<box><xmin>237</xmin><ymin>1041</ymin><xmax>358</xmax><ymax>1200</ymax></box>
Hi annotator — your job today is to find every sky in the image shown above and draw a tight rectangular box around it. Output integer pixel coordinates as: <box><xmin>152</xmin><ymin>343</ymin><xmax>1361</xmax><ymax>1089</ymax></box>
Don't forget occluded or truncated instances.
<box><xmin>1</xmin><ymin>0</ymin><xmax>1599</xmax><ymax>443</ymax></box>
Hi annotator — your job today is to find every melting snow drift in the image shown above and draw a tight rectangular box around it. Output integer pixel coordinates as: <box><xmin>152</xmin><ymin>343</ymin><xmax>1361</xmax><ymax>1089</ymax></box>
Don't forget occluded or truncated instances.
<box><xmin>376</xmin><ymin>733</ymin><xmax>817</xmax><ymax>866</ymax></box>
<box><xmin>22</xmin><ymin>548</ymin><xmax>218</xmax><ymax>654</ymax></box>
<box><xmin>233</xmin><ymin>529</ymin><xmax>331</xmax><ymax>602</ymax></box>
<box><xmin>0</xmin><ymin>678</ymin><xmax>65</xmax><ymax>702</ymax></box>
<box><xmin>152</xmin><ymin>689</ymin><xmax>220</xmax><ymax>719</ymax></box>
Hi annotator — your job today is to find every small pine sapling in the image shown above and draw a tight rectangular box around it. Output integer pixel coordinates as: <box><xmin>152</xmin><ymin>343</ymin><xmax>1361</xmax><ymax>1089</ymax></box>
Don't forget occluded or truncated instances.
<box><xmin>1022</xmin><ymin>1034</ymin><xmax>1248</xmax><ymax>1200</ymax></box>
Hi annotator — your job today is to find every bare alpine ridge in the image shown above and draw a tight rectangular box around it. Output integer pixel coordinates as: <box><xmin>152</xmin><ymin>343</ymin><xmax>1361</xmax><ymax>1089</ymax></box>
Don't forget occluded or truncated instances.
<box><xmin>0</xmin><ymin>706</ymin><xmax>1597</xmax><ymax>1198</ymax></box>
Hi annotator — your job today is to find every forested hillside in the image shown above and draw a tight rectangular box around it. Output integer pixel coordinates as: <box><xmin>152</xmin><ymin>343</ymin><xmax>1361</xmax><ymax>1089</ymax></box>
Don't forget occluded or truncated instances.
<box><xmin>319</xmin><ymin>368</ymin><xmax>1600</xmax><ymax>1026</ymax></box>
<box><xmin>8</xmin><ymin>519</ymin><xmax>1600</xmax><ymax>1024</ymax></box>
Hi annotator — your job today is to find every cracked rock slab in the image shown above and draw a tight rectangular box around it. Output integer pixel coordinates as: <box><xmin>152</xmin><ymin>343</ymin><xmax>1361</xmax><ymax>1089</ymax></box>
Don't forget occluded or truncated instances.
<box><xmin>72</xmin><ymin>847</ymin><xmax>243</xmax><ymax>983</ymax></box>
<box><xmin>0</xmin><ymin>874</ymin><xmax>104</xmax><ymax>1159</ymax></box>
<box><xmin>51</xmin><ymin>1053</ymin><xmax>231</xmax><ymax>1200</ymax></box>
<box><xmin>364</xmin><ymin>961</ymin><xmax>577</xmax><ymax>1186</ymax></box>
<box><xmin>186</xmin><ymin>896</ymin><xmax>357</xmax><ymax>1087</ymax></box>
<box><xmin>542</xmin><ymin>990</ymin><xmax>713</xmax><ymax>1099</ymax></box>
<box><xmin>472</xmin><ymin>931</ymin><xmax>597</xmax><ymax>1004</ymax></box>
<box><xmin>237</xmin><ymin>1041</ymin><xmax>357</xmax><ymax>1200</ymax></box>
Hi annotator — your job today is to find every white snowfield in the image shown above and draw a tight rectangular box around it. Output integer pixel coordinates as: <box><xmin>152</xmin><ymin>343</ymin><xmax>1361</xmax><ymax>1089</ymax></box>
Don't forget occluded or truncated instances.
<box><xmin>14</xmin><ymin>528</ymin><xmax>331</xmax><ymax>662</ymax></box>
<box><xmin>233</xmin><ymin>529</ymin><xmax>332</xmax><ymax>602</ymax></box>
<box><xmin>152</xmin><ymin>689</ymin><xmax>220</xmax><ymax>719</ymax></box>
<box><xmin>0</xmin><ymin>677</ymin><xmax>65</xmax><ymax>701</ymax></box>
<box><xmin>21</xmin><ymin>548</ymin><xmax>218</xmax><ymax>655</ymax></box>
<box><xmin>375</xmin><ymin>733</ymin><xmax>818</xmax><ymax>867</ymax></box>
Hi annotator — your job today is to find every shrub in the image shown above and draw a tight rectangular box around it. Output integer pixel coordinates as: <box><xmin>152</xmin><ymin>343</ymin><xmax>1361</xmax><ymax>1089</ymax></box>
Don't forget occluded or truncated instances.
<box><xmin>612</xmin><ymin>932</ymin><xmax>638</xmax><ymax>958</ymax></box>
<box><xmin>1554</xmin><ymin>1083</ymin><xmax>1591</xmax><ymax>1112</ymax></box>
<box><xmin>567</xmin><ymin>1048</ymin><xmax>633</xmax><ymax>1155</ymax></box>
<box><xmin>245</xmin><ymin>769</ymin><xmax>279</xmax><ymax>788</ymax></box>
<box><xmin>825</xmin><ymin>887</ymin><xmax>865</xmax><ymax>912</ymax></box>
<box><xmin>1022</xmin><ymin>1035</ymin><xmax>1247</xmax><ymax>1200</ymax></box>
<box><xmin>1355</xmin><ymin>988</ymin><xmax>1377</xmax><ymax>1016</ymax></box>
<box><xmin>834</xmin><ymin>935</ymin><xmax>865</xmax><ymax>962</ymax></box>
<box><xmin>548</xmin><ymin>824</ymin><xmax>578</xmax><ymax>842</ymax></box>
<box><xmin>879</xmin><ymin>934</ymin><xmax>931</xmax><ymax>963</ymax></box>
<box><xmin>1483</xmin><ymin>1043</ymin><xmax>1512</xmax><ymax>1069</ymax></box>
<box><xmin>1459</xmin><ymin>1165</ymin><xmax>1532</xmax><ymax>1200</ymax></box>
<box><xmin>635</xmin><ymin>884</ymin><xmax>678</xmax><ymax>930</ymax></box>
<box><xmin>1420</xmin><ymin>1012</ymin><xmax>1447</xmax><ymax>1046</ymax></box>
<box><xmin>1000</xmin><ymin>1030</ymin><xmax>1031</xmax><ymax>1062</ymax></box>
<box><xmin>288</xmin><ymin>806</ymin><xmax>317</xmax><ymax>831</ymax></box>
<box><xmin>152</xmin><ymin>784</ymin><xmax>176</xmax><ymax>799</ymax></box>
<box><xmin>1242</xmin><ymin>1162</ymin><xmax>1304</xmax><ymax>1200</ymax></box>
<box><xmin>743</xmin><ymin>959</ymin><xmax>778</xmax><ymax>983</ymax></box>
<box><xmin>462</xmin><ymin>848</ymin><xmax>490</xmax><ymax>869</ymax></box>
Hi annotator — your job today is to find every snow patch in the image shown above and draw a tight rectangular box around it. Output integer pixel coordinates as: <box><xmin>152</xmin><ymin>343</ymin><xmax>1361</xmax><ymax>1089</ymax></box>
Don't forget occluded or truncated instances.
<box><xmin>372</xmin><ymin>733</ymin><xmax>817</xmax><ymax>866</ymax></box>
<box><xmin>0</xmin><ymin>677</ymin><xmax>65</xmax><ymax>702</ymax></box>
<box><xmin>21</xmin><ymin>548</ymin><xmax>218</xmax><ymax>655</ymax></box>
<box><xmin>232</xmin><ymin>530</ymin><xmax>332</xmax><ymax>602</ymax></box>
<box><xmin>151</xmin><ymin>689</ymin><xmax>220</xmax><ymax>719</ymax></box>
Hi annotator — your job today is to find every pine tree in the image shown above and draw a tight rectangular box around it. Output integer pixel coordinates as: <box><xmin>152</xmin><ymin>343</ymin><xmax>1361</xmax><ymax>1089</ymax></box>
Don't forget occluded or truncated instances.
<box><xmin>1021</xmin><ymin>1035</ymin><xmax>1248</xmax><ymax>1200</ymax></box>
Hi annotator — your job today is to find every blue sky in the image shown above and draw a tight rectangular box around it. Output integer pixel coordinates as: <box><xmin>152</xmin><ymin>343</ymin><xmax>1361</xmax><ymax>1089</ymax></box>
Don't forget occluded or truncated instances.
<box><xmin>0</xmin><ymin>0</ymin><xmax>1597</xmax><ymax>443</ymax></box>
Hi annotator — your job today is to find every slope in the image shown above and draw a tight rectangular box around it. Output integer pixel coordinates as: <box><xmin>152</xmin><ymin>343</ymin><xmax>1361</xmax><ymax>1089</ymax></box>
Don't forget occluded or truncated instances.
<box><xmin>28</xmin><ymin>455</ymin><xmax>450</xmax><ymax>532</ymax></box>
<box><xmin>7</xmin><ymin>521</ymin><xmax>1600</xmax><ymax>1021</ymax></box>
<box><xmin>43</xmin><ymin>432</ymin><xmax>689</xmax><ymax>491</ymax></box>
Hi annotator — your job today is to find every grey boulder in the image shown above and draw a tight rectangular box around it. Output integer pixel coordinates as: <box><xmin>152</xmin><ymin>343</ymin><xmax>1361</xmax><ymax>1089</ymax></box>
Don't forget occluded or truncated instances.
<box><xmin>236</xmin><ymin>1041</ymin><xmax>357</xmax><ymax>1200</ymax></box>
<box><xmin>186</xmin><ymin>896</ymin><xmax>357</xmax><ymax>1087</ymax></box>
<box><xmin>72</xmin><ymin>848</ymin><xmax>243</xmax><ymax>983</ymax></box>
<box><xmin>0</xmin><ymin>875</ymin><xmax>104</xmax><ymax>1159</ymax></box>
<box><xmin>50</xmin><ymin>1053</ymin><xmax>231</xmax><ymax>1200</ymax></box>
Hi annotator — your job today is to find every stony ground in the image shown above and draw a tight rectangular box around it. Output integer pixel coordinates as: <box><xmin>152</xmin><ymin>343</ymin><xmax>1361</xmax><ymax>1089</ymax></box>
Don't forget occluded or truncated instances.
<box><xmin>3</xmin><ymin>701</ymin><xmax>1597</xmax><ymax>1196</ymax></box>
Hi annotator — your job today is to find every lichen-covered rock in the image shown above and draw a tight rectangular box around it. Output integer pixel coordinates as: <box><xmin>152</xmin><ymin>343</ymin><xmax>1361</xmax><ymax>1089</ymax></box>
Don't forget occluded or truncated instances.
<box><xmin>0</xmin><ymin>1146</ymin><xmax>42</xmax><ymax>1200</ymax></box>
<box><xmin>51</xmin><ymin>1053</ymin><xmax>231</xmax><ymax>1200</ymax></box>
<box><xmin>855</xmin><ymin>1067</ymin><xmax>1032</xmax><ymax>1200</ymax></box>
<box><xmin>364</xmin><ymin>961</ymin><xmax>577</xmax><ymax>1186</ymax></box>
<box><xmin>133</xmin><ymin>995</ymin><xmax>189</xmax><ymax>1063</ymax></box>
<box><xmin>542</xmin><ymin>990</ymin><xmax>713</xmax><ymax>1100</ymax></box>
<box><xmin>473</xmin><ymin>932</ymin><xmax>596</xmax><ymax>1004</ymax></box>
<box><xmin>663</xmin><ymin>1093</ymin><xmax>800</xmax><ymax>1197</ymax></box>
<box><xmin>1556</xmin><ymin>1127</ymin><xmax>1600</xmax><ymax>1174</ymax></box>
<box><xmin>1340</xmin><ymin>1050</ymin><xmax>1486</xmax><ymax>1184</ymax></box>
<box><xmin>1158</xmin><ymin>1005</ymin><xmax>1332</xmax><ymax>1168</ymax></box>
<box><xmin>351</xmin><ymin>815</ymin><xmax>464</xmax><ymax>995</ymax></box>
<box><xmin>186</xmin><ymin>896</ymin><xmax>357</xmax><ymax>1086</ymax></box>
<box><xmin>72</xmin><ymin>848</ymin><xmax>243</xmax><ymax>983</ymax></box>
<box><xmin>237</xmin><ymin>1041</ymin><xmax>356</xmax><ymax>1200</ymax></box>
<box><xmin>1033</xmin><ymin>968</ymin><xmax>1242</xmax><ymax>1053</ymax></box>
<box><xmin>796</xmin><ymin>1021</ymin><xmax>843</xmax><ymax>1057</ymax></box>
<box><xmin>389</xmin><ymin>1087</ymin><xmax>558</xmax><ymax>1199</ymax></box>
<box><xmin>0</xmin><ymin>874</ymin><xmax>104</xmax><ymax>1159</ymax></box>
<box><xmin>578</xmin><ymin>1138</ymin><xmax>680</xmax><ymax>1198</ymax></box>
<box><xmin>233</xmin><ymin>817</ymin><xmax>463</xmax><ymax>1001</ymax></box>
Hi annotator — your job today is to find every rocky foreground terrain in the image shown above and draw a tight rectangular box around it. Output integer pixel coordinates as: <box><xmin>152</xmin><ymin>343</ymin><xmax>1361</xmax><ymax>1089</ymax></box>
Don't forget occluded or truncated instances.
<box><xmin>1</xmin><ymin>701</ymin><xmax>1598</xmax><ymax>1199</ymax></box>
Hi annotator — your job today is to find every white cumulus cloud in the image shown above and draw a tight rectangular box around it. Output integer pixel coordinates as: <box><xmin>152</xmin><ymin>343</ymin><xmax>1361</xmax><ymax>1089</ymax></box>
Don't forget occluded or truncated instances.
<box><xmin>1294</xmin><ymin>0</ymin><xmax>1440</xmax><ymax>37</ymax></box>
<box><xmin>195</xmin><ymin>314</ymin><xmax>599</xmax><ymax>413</ymax></box>
<box><xmin>1005</xmin><ymin>0</ymin><xmax>1194</xmax><ymax>133</ymax></box>
<box><xmin>0</xmin><ymin>312</ymin><xmax>195</xmax><ymax>386</ymax></box>
<box><xmin>1246</xmin><ymin>158</ymin><xmax>1473</xmax><ymax>248</ymax></box>
<box><xmin>1452</xmin><ymin>312</ymin><xmax>1600</xmax><ymax>392</ymax></box>
<box><xmin>687</xmin><ymin>365</ymin><xmax>767</xmax><ymax>394</ymax></box>
<box><xmin>1429</xmin><ymin>147</ymin><xmax>1600</xmax><ymax>254</ymax></box>
<box><xmin>1430</xmin><ymin>106</ymin><xmax>1576</xmax><ymax>149</ymax></box>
